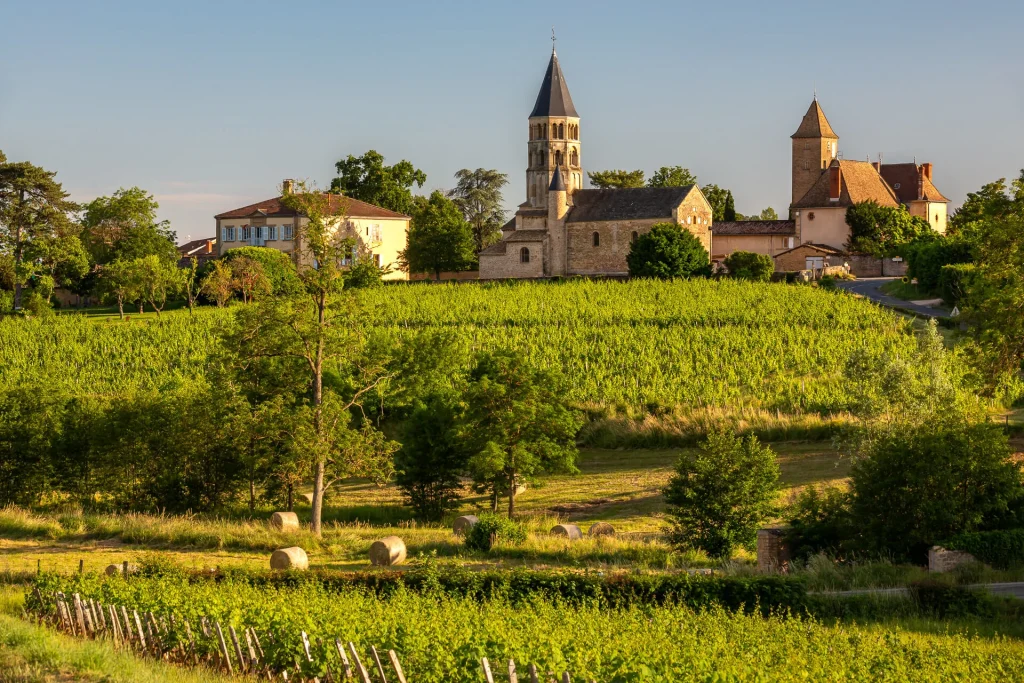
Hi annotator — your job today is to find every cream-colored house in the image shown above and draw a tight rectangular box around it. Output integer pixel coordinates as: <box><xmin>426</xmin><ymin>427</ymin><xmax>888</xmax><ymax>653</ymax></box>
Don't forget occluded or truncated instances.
<box><xmin>214</xmin><ymin>180</ymin><xmax>410</xmax><ymax>280</ymax></box>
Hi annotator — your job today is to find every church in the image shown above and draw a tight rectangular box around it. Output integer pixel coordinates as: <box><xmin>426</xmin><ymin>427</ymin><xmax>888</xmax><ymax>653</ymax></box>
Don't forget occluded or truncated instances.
<box><xmin>478</xmin><ymin>48</ymin><xmax>713</xmax><ymax>279</ymax></box>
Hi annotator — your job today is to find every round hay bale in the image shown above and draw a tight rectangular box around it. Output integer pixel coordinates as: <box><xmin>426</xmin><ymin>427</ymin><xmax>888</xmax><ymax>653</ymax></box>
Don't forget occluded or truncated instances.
<box><xmin>301</xmin><ymin>492</ymin><xmax>314</xmax><ymax>505</ymax></box>
<box><xmin>453</xmin><ymin>515</ymin><xmax>478</xmax><ymax>536</ymax></box>
<box><xmin>588</xmin><ymin>522</ymin><xmax>616</xmax><ymax>537</ymax></box>
<box><xmin>104</xmin><ymin>563</ymin><xmax>138</xmax><ymax>576</ymax></box>
<box><xmin>369</xmin><ymin>536</ymin><xmax>407</xmax><ymax>567</ymax></box>
<box><xmin>550</xmin><ymin>524</ymin><xmax>583</xmax><ymax>540</ymax></box>
<box><xmin>270</xmin><ymin>546</ymin><xmax>309</xmax><ymax>571</ymax></box>
<box><xmin>270</xmin><ymin>511</ymin><xmax>300</xmax><ymax>532</ymax></box>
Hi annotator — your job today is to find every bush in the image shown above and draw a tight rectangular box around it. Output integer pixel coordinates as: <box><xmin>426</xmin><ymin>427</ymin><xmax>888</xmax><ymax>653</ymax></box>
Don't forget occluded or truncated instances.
<box><xmin>663</xmin><ymin>430</ymin><xmax>780</xmax><ymax>559</ymax></box>
<box><xmin>904</xmin><ymin>237</ymin><xmax>974</xmax><ymax>294</ymax></box>
<box><xmin>785</xmin><ymin>485</ymin><xmax>855</xmax><ymax>562</ymax></box>
<box><xmin>850</xmin><ymin>423</ymin><xmax>1024</xmax><ymax>563</ymax></box>
<box><xmin>909</xmin><ymin>580</ymin><xmax>995</xmax><ymax>618</ymax></box>
<box><xmin>222</xmin><ymin>246</ymin><xmax>302</xmax><ymax>296</ymax></box>
<box><xmin>626</xmin><ymin>222</ymin><xmax>711</xmax><ymax>279</ymax></box>
<box><xmin>464</xmin><ymin>513</ymin><xmax>527</xmax><ymax>551</ymax></box>
<box><xmin>945</xmin><ymin>529</ymin><xmax>1024</xmax><ymax>569</ymax></box>
<box><xmin>724</xmin><ymin>251</ymin><xmax>774</xmax><ymax>282</ymax></box>
<box><xmin>345</xmin><ymin>257</ymin><xmax>388</xmax><ymax>289</ymax></box>
<box><xmin>937</xmin><ymin>262</ymin><xmax>977</xmax><ymax>307</ymax></box>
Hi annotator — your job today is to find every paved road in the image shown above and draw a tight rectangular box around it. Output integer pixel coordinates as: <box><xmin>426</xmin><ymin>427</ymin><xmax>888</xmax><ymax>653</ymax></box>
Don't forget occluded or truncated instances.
<box><xmin>836</xmin><ymin>277</ymin><xmax>949</xmax><ymax>318</ymax></box>
<box><xmin>816</xmin><ymin>582</ymin><xmax>1024</xmax><ymax>600</ymax></box>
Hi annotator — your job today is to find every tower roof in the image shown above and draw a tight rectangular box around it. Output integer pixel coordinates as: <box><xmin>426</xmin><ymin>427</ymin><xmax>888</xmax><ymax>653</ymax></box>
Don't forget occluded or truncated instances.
<box><xmin>792</xmin><ymin>99</ymin><xmax>837</xmax><ymax>139</ymax></box>
<box><xmin>548</xmin><ymin>166</ymin><xmax>567</xmax><ymax>191</ymax></box>
<box><xmin>530</xmin><ymin>50</ymin><xmax>578</xmax><ymax>118</ymax></box>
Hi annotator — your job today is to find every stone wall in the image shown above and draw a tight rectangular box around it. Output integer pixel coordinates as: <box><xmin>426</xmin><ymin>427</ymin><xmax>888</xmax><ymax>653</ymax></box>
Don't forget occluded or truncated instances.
<box><xmin>928</xmin><ymin>546</ymin><xmax>978</xmax><ymax>573</ymax></box>
<box><xmin>757</xmin><ymin>528</ymin><xmax>791</xmax><ymax>573</ymax></box>
<box><xmin>566</xmin><ymin>218</ymin><xmax>661</xmax><ymax>276</ymax></box>
<box><xmin>409</xmin><ymin>270</ymin><xmax>480</xmax><ymax>282</ymax></box>
<box><xmin>479</xmin><ymin>241</ymin><xmax>546</xmax><ymax>279</ymax></box>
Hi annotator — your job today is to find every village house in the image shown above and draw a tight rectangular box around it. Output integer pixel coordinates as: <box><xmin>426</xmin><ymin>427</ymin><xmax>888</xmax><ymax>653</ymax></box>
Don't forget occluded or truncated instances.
<box><xmin>213</xmin><ymin>181</ymin><xmax>411</xmax><ymax>280</ymax></box>
<box><xmin>479</xmin><ymin>48</ymin><xmax>713</xmax><ymax>279</ymax></box>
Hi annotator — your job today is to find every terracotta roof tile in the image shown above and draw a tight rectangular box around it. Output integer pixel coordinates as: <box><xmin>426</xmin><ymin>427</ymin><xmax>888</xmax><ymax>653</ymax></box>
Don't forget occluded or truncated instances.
<box><xmin>792</xmin><ymin>160</ymin><xmax>899</xmax><ymax>209</ymax></box>
<box><xmin>773</xmin><ymin>242</ymin><xmax>846</xmax><ymax>258</ymax></box>
<box><xmin>712</xmin><ymin>220</ymin><xmax>796</xmax><ymax>236</ymax></box>
<box><xmin>215</xmin><ymin>194</ymin><xmax>408</xmax><ymax>220</ymax></box>
<box><xmin>879</xmin><ymin>163</ymin><xmax>950</xmax><ymax>203</ymax></box>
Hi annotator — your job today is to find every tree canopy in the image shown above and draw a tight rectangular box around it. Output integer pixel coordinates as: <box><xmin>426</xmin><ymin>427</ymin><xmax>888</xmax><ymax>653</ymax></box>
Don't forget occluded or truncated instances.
<box><xmin>403</xmin><ymin>191</ymin><xmax>476</xmax><ymax>279</ymax></box>
<box><xmin>587</xmin><ymin>169</ymin><xmax>645</xmax><ymax>189</ymax></box>
<box><xmin>647</xmin><ymin>166</ymin><xmax>698</xmax><ymax>188</ymax></box>
<box><xmin>626</xmin><ymin>222</ymin><xmax>710</xmax><ymax>279</ymax></box>
<box><xmin>80</xmin><ymin>187</ymin><xmax>176</xmax><ymax>265</ymax></box>
<box><xmin>329</xmin><ymin>150</ymin><xmax>426</xmax><ymax>216</ymax></box>
<box><xmin>448</xmin><ymin>168</ymin><xmax>508</xmax><ymax>252</ymax></box>
<box><xmin>845</xmin><ymin>201</ymin><xmax>930</xmax><ymax>257</ymax></box>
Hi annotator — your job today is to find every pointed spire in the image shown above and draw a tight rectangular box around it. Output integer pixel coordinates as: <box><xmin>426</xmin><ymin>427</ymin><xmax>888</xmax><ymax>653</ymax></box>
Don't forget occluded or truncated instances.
<box><xmin>548</xmin><ymin>166</ymin><xmax>567</xmax><ymax>192</ymax></box>
<box><xmin>792</xmin><ymin>99</ymin><xmax>837</xmax><ymax>139</ymax></box>
<box><xmin>530</xmin><ymin>49</ymin><xmax>577</xmax><ymax>118</ymax></box>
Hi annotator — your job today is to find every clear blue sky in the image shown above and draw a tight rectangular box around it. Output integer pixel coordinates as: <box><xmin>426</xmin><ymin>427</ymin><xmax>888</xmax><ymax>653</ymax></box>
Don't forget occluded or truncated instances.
<box><xmin>2</xmin><ymin>0</ymin><xmax>1021</xmax><ymax>241</ymax></box>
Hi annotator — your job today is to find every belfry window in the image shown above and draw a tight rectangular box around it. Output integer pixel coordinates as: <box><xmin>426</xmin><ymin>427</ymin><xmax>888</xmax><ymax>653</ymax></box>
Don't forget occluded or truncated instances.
<box><xmin>631</xmin><ymin>231</ymin><xmax>639</xmax><ymax>244</ymax></box>
<box><xmin>592</xmin><ymin>232</ymin><xmax>600</xmax><ymax>247</ymax></box>
<box><xmin>520</xmin><ymin>247</ymin><xmax>530</xmax><ymax>264</ymax></box>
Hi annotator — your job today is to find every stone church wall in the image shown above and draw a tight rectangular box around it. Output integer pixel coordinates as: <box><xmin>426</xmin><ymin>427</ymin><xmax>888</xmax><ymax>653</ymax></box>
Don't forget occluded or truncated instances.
<box><xmin>567</xmin><ymin>219</ymin><xmax>660</xmax><ymax>275</ymax></box>
<box><xmin>479</xmin><ymin>241</ymin><xmax>546</xmax><ymax>279</ymax></box>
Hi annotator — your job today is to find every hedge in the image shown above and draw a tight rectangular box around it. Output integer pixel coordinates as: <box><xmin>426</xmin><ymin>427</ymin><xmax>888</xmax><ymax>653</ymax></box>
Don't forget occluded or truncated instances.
<box><xmin>945</xmin><ymin>528</ymin><xmax>1024</xmax><ymax>569</ymax></box>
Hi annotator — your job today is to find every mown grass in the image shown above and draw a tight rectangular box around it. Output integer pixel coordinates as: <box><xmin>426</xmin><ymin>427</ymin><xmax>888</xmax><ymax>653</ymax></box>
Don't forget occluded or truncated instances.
<box><xmin>0</xmin><ymin>586</ymin><xmax>234</xmax><ymax>683</ymax></box>
<box><xmin>880</xmin><ymin>279</ymin><xmax>934</xmax><ymax>301</ymax></box>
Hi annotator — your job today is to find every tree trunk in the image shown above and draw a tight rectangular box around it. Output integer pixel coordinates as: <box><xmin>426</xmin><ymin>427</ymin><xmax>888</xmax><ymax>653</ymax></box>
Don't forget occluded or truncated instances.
<box><xmin>249</xmin><ymin>477</ymin><xmax>256</xmax><ymax>513</ymax></box>
<box><xmin>286</xmin><ymin>483</ymin><xmax>293</xmax><ymax>512</ymax></box>
<box><xmin>137</xmin><ymin>300</ymin><xmax>144</xmax><ymax>314</ymax></box>
<box><xmin>507</xmin><ymin>476</ymin><xmax>516</xmax><ymax>518</ymax></box>
<box><xmin>490</xmin><ymin>489</ymin><xmax>498</xmax><ymax>513</ymax></box>
<box><xmin>435</xmin><ymin>268</ymin><xmax>441</xmax><ymax>282</ymax></box>
<box><xmin>310</xmin><ymin>291</ymin><xmax>328</xmax><ymax>537</ymax></box>
<box><xmin>12</xmin><ymin>189</ymin><xmax>25</xmax><ymax>311</ymax></box>
<box><xmin>116</xmin><ymin>297</ymin><xmax>124</xmax><ymax>320</ymax></box>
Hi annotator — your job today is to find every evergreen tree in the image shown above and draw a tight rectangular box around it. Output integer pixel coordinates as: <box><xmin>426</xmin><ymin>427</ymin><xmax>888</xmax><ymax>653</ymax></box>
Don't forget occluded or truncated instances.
<box><xmin>448</xmin><ymin>169</ymin><xmax>509</xmax><ymax>252</ymax></box>
<box><xmin>723</xmin><ymin>191</ymin><xmax>737</xmax><ymax>221</ymax></box>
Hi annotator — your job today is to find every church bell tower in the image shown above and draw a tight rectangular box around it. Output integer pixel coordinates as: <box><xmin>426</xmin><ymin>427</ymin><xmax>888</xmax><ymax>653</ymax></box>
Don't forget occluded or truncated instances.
<box><xmin>527</xmin><ymin>44</ymin><xmax>581</xmax><ymax>209</ymax></box>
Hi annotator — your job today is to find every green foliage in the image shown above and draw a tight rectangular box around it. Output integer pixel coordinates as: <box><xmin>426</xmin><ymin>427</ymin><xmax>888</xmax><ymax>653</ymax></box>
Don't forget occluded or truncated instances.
<box><xmin>586</xmin><ymin>169</ymin><xmax>645</xmax><ymax>189</ymax></box>
<box><xmin>626</xmin><ymin>222</ymin><xmax>710</xmax><ymax>279</ymax></box>
<box><xmin>329</xmin><ymin>150</ymin><xmax>426</xmax><ymax>216</ymax></box>
<box><xmin>647</xmin><ymin>166</ymin><xmax>698</xmax><ymax>188</ymax></box>
<box><xmin>723</xmin><ymin>190</ymin><xmax>737</xmax><ymax>221</ymax></box>
<box><xmin>965</xmin><ymin>214</ymin><xmax>1024</xmax><ymax>377</ymax></box>
<box><xmin>448</xmin><ymin>168</ymin><xmax>509</xmax><ymax>252</ymax></box>
<box><xmin>700</xmin><ymin>184</ymin><xmax>730</xmax><ymax>221</ymax></box>
<box><xmin>395</xmin><ymin>392</ymin><xmax>471</xmax><ymax>520</ymax></box>
<box><xmin>464</xmin><ymin>514</ymin><xmax>528</xmax><ymax>551</ymax></box>
<box><xmin>344</xmin><ymin>255</ymin><xmax>388</xmax><ymax>289</ymax></box>
<box><xmin>723</xmin><ymin>250</ymin><xmax>773</xmax><ymax>282</ymax></box>
<box><xmin>850</xmin><ymin>423</ymin><xmax>1022</xmax><ymax>562</ymax></box>
<box><xmin>945</xmin><ymin>529</ymin><xmax>1024</xmax><ymax>570</ymax></box>
<box><xmin>909</xmin><ymin>580</ymin><xmax>996</xmax><ymax>619</ymax></box>
<box><xmin>903</xmin><ymin>236</ymin><xmax>974</xmax><ymax>293</ymax></box>
<box><xmin>463</xmin><ymin>352</ymin><xmax>582</xmax><ymax>516</ymax></box>
<box><xmin>845</xmin><ymin>201</ymin><xmax>931</xmax><ymax>257</ymax></box>
<box><xmin>80</xmin><ymin>187</ymin><xmax>177</xmax><ymax>265</ymax></box>
<box><xmin>221</xmin><ymin>246</ymin><xmax>302</xmax><ymax>296</ymax></box>
<box><xmin>403</xmin><ymin>190</ymin><xmax>476</xmax><ymax>278</ymax></box>
<box><xmin>744</xmin><ymin>207</ymin><xmax>779</xmax><ymax>221</ymax></box>
<box><xmin>937</xmin><ymin>262</ymin><xmax>977</xmax><ymax>307</ymax></box>
<box><xmin>948</xmin><ymin>169</ymin><xmax>1024</xmax><ymax>240</ymax></box>
<box><xmin>664</xmin><ymin>431</ymin><xmax>780</xmax><ymax>559</ymax></box>
<box><xmin>785</xmin><ymin>486</ymin><xmax>855</xmax><ymax>562</ymax></box>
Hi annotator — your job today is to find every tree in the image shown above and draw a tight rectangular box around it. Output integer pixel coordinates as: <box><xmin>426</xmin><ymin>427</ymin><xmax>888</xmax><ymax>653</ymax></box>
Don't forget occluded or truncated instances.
<box><xmin>724</xmin><ymin>251</ymin><xmax>774</xmax><ymax>282</ymax></box>
<box><xmin>222</xmin><ymin>246</ymin><xmax>302</xmax><ymax>296</ymax></box>
<box><xmin>700</xmin><ymin>184</ymin><xmax>730</xmax><ymax>221</ymax></box>
<box><xmin>755</xmin><ymin>207</ymin><xmax>779</xmax><ymax>221</ymax></box>
<box><xmin>462</xmin><ymin>352</ymin><xmax>582</xmax><ymax>517</ymax></box>
<box><xmin>403</xmin><ymin>191</ymin><xmax>476</xmax><ymax>279</ymax></box>
<box><xmin>0</xmin><ymin>153</ymin><xmax>80</xmax><ymax>310</ymax></box>
<box><xmin>723</xmin><ymin>191</ymin><xmax>737</xmax><ymax>221</ymax></box>
<box><xmin>136</xmin><ymin>254</ymin><xmax>180</xmax><ymax>316</ymax></box>
<box><xmin>948</xmin><ymin>170</ymin><xmax>1024</xmax><ymax>241</ymax></box>
<box><xmin>229</xmin><ymin>255</ymin><xmax>271</xmax><ymax>304</ymax></box>
<box><xmin>182</xmin><ymin>257</ymin><xmax>201</xmax><ymax>313</ymax></box>
<box><xmin>647</xmin><ymin>166</ymin><xmax>698</xmax><ymax>188</ymax></box>
<box><xmin>587</xmin><ymin>170</ymin><xmax>645</xmax><ymax>189</ymax></box>
<box><xmin>663</xmin><ymin>430</ymin><xmax>780</xmax><ymax>559</ymax></box>
<box><xmin>449</xmin><ymin>168</ymin><xmax>509</xmax><ymax>252</ymax></box>
<box><xmin>29</xmin><ymin>231</ymin><xmax>89</xmax><ymax>302</ymax></box>
<box><xmin>80</xmin><ymin>187</ymin><xmax>177</xmax><ymax>265</ymax></box>
<box><xmin>626</xmin><ymin>222</ymin><xmax>710</xmax><ymax>279</ymax></box>
<box><xmin>965</xmin><ymin>214</ymin><xmax>1024</xmax><ymax>377</ymax></box>
<box><xmin>845</xmin><ymin>201</ymin><xmax>930</xmax><ymax>257</ymax></box>
<box><xmin>97</xmin><ymin>259</ymin><xmax>142</xmax><ymax>319</ymax></box>
<box><xmin>394</xmin><ymin>392</ymin><xmax>471</xmax><ymax>520</ymax></box>
<box><xmin>329</xmin><ymin>150</ymin><xmax>426</xmax><ymax>216</ymax></box>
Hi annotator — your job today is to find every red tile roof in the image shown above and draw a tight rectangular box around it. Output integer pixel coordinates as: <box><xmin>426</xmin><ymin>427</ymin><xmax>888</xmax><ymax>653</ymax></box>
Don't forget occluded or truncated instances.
<box><xmin>879</xmin><ymin>163</ymin><xmax>950</xmax><ymax>203</ymax></box>
<box><xmin>215</xmin><ymin>194</ymin><xmax>409</xmax><ymax>220</ymax></box>
<box><xmin>712</xmin><ymin>220</ymin><xmax>796</xmax><ymax>236</ymax></box>
<box><xmin>792</xmin><ymin>160</ymin><xmax>900</xmax><ymax>209</ymax></box>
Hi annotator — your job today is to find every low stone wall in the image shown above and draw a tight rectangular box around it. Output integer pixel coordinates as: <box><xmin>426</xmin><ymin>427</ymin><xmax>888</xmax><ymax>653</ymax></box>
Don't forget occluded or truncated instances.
<box><xmin>757</xmin><ymin>528</ymin><xmax>791</xmax><ymax>573</ymax></box>
<box><xmin>928</xmin><ymin>546</ymin><xmax>978</xmax><ymax>573</ymax></box>
<box><xmin>409</xmin><ymin>270</ymin><xmax>480</xmax><ymax>282</ymax></box>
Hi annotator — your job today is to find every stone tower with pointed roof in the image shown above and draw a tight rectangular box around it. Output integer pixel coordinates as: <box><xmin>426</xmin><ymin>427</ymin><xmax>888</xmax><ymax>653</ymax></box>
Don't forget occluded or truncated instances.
<box><xmin>526</xmin><ymin>47</ymin><xmax>582</xmax><ymax>212</ymax></box>
<box><xmin>791</xmin><ymin>99</ymin><xmax>838</xmax><ymax>207</ymax></box>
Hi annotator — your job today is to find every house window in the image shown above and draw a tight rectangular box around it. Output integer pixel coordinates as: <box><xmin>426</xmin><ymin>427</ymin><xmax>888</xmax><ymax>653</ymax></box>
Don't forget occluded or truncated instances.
<box><xmin>282</xmin><ymin>225</ymin><xmax>294</xmax><ymax>240</ymax></box>
<box><xmin>254</xmin><ymin>226</ymin><xmax>264</xmax><ymax>240</ymax></box>
<box><xmin>592</xmin><ymin>231</ymin><xmax>600</xmax><ymax>247</ymax></box>
<box><xmin>520</xmin><ymin>247</ymin><xmax>530</xmax><ymax>264</ymax></box>
<box><xmin>267</xmin><ymin>226</ymin><xmax>278</xmax><ymax>241</ymax></box>
<box><xmin>787</xmin><ymin>237</ymin><xmax>795</xmax><ymax>249</ymax></box>
<box><xmin>373</xmin><ymin>254</ymin><xmax>382</xmax><ymax>267</ymax></box>
<box><xmin>222</xmin><ymin>226</ymin><xmax>235</xmax><ymax>242</ymax></box>
<box><xmin>365</xmin><ymin>224</ymin><xmax>381</xmax><ymax>242</ymax></box>
<box><xmin>631</xmin><ymin>231</ymin><xmax>639</xmax><ymax>244</ymax></box>
<box><xmin>241</xmin><ymin>226</ymin><xmax>252</xmax><ymax>241</ymax></box>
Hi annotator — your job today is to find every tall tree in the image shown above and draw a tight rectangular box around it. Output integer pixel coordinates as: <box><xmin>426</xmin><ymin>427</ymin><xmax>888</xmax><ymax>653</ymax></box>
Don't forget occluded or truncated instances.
<box><xmin>448</xmin><ymin>168</ymin><xmax>509</xmax><ymax>252</ymax></box>
<box><xmin>463</xmin><ymin>352</ymin><xmax>581</xmax><ymax>517</ymax></box>
<box><xmin>626</xmin><ymin>222</ymin><xmax>711</xmax><ymax>279</ymax></box>
<box><xmin>182</xmin><ymin>257</ymin><xmax>201</xmax><ymax>314</ymax></box>
<box><xmin>403</xmin><ymin>191</ymin><xmax>476</xmax><ymax>279</ymax></box>
<box><xmin>80</xmin><ymin>187</ymin><xmax>177</xmax><ymax>265</ymax></box>
<box><xmin>136</xmin><ymin>254</ymin><xmax>181</xmax><ymax>316</ymax></box>
<box><xmin>967</xmin><ymin>214</ymin><xmax>1024</xmax><ymax>378</ymax></box>
<box><xmin>647</xmin><ymin>166</ymin><xmax>699</xmax><ymax>188</ymax></box>
<box><xmin>723</xmin><ymin>191</ymin><xmax>737</xmax><ymax>221</ymax></box>
<box><xmin>329</xmin><ymin>150</ymin><xmax>426</xmax><ymax>216</ymax></box>
<box><xmin>0</xmin><ymin>153</ymin><xmax>80</xmax><ymax>310</ymax></box>
<box><xmin>587</xmin><ymin>170</ymin><xmax>645</xmax><ymax>189</ymax></box>
<box><xmin>845</xmin><ymin>201</ymin><xmax>930</xmax><ymax>257</ymax></box>
<box><xmin>229</xmin><ymin>255</ymin><xmax>271</xmax><ymax>304</ymax></box>
<box><xmin>948</xmin><ymin>170</ymin><xmax>1024</xmax><ymax>239</ymax></box>
<box><xmin>97</xmin><ymin>259</ymin><xmax>142</xmax><ymax>319</ymax></box>
<box><xmin>700</xmin><ymin>184</ymin><xmax>730</xmax><ymax>222</ymax></box>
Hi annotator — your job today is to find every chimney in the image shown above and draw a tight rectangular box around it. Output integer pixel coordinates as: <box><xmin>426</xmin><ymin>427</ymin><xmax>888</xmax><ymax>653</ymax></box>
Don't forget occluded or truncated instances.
<box><xmin>282</xmin><ymin>179</ymin><xmax>295</xmax><ymax>195</ymax></box>
<box><xmin>205</xmin><ymin>239</ymin><xmax>214</xmax><ymax>254</ymax></box>
<box><xmin>917</xmin><ymin>166</ymin><xmax>925</xmax><ymax>200</ymax></box>
<box><xmin>829</xmin><ymin>164</ymin><xmax>842</xmax><ymax>202</ymax></box>
<box><xmin>922</xmin><ymin>162</ymin><xmax>933</xmax><ymax>181</ymax></box>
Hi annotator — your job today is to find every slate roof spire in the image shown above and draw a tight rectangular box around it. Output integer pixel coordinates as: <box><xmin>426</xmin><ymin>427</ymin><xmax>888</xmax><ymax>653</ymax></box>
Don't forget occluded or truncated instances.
<box><xmin>792</xmin><ymin>99</ymin><xmax>837</xmax><ymax>139</ymax></box>
<box><xmin>549</xmin><ymin>166</ymin><xmax>567</xmax><ymax>192</ymax></box>
<box><xmin>530</xmin><ymin>49</ymin><xmax>578</xmax><ymax>118</ymax></box>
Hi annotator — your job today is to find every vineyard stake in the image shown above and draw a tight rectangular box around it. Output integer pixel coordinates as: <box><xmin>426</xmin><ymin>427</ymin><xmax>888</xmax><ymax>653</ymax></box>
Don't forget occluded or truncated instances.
<box><xmin>215</xmin><ymin>622</ymin><xmax>233</xmax><ymax>675</ymax></box>
<box><xmin>335</xmin><ymin>639</ymin><xmax>353</xmax><ymax>680</ymax></box>
<box><xmin>348</xmin><ymin>642</ymin><xmax>372</xmax><ymax>683</ymax></box>
<box><xmin>481</xmin><ymin>657</ymin><xmax>495</xmax><ymax>683</ymax></box>
<box><xmin>71</xmin><ymin>594</ymin><xmax>86</xmax><ymax>635</ymax></box>
<box><xmin>508</xmin><ymin>659</ymin><xmax>519</xmax><ymax>683</ymax></box>
<box><xmin>94</xmin><ymin>600</ymin><xmax>107</xmax><ymax>633</ymax></box>
<box><xmin>230</xmin><ymin>625</ymin><xmax>248</xmax><ymax>672</ymax></box>
<box><xmin>245</xmin><ymin>627</ymin><xmax>258</xmax><ymax>668</ymax></box>
<box><xmin>387</xmin><ymin>650</ymin><xmax>407</xmax><ymax>683</ymax></box>
<box><xmin>133</xmin><ymin>611</ymin><xmax>147</xmax><ymax>653</ymax></box>
<box><xmin>528</xmin><ymin>663</ymin><xmax>539</xmax><ymax>683</ymax></box>
<box><xmin>120</xmin><ymin>606</ymin><xmax>134</xmax><ymax>647</ymax></box>
<box><xmin>562</xmin><ymin>673</ymin><xmax>572</xmax><ymax>683</ymax></box>
<box><xmin>370</xmin><ymin>645</ymin><xmax>388</xmax><ymax>683</ymax></box>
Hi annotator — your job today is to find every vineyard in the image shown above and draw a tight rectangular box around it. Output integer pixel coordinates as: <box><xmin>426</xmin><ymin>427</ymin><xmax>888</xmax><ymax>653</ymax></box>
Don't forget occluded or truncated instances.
<box><xmin>26</xmin><ymin>571</ymin><xmax>1024</xmax><ymax>682</ymax></box>
<box><xmin>0</xmin><ymin>279</ymin><xmax>915</xmax><ymax>413</ymax></box>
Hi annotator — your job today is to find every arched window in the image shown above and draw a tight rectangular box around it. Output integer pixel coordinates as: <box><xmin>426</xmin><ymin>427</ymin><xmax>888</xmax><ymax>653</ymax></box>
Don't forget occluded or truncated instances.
<box><xmin>558</xmin><ymin>123</ymin><xmax>565</xmax><ymax>138</ymax></box>
<box><xmin>631</xmin><ymin>231</ymin><xmax>639</xmax><ymax>244</ymax></box>
<box><xmin>570</xmin><ymin>148</ymin><xmax>578</xmax><ymax>166</ymax></box>
<box><xmin>555</xmin><ymin>150</ymin><xmax>563</xmax><ymax>166</ymax></box>
<box><xmin>592</xmin><ymin>231</ymin><xmax>600</xmax><ymax>247</ymax></box>
<box><xmin>551</xmin><ymin>123</ymin><xmax>557</xmax><ymax>138</ymax></box>
<box><xmin>520</xmin><ymin>247</ymin><xmax>530</xmax><ymax>263</ymax></box>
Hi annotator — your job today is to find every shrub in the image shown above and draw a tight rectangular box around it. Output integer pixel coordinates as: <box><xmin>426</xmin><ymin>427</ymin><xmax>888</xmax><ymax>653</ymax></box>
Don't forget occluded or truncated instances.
<box><xmin>785</xmin><ymin>485</ymin><xmax>855</xmax><ymax>562</ymax></box>
<box><xmin>945</xmin><ymin>528</ymin><xmax>1024</xmax><ymax>569</ymax></box>
<box><xmin>464</xmin><ymin>513</ymin><xmax>527</xmax><ymax>551</ymax></box>
<box><xmin>626</xmin><ymin>222</ymin><xmax>711</xmax><ymax>279</ymax></box>
<box><xmin>937</xmin><ymin>262</ymin><xmax>977</xmax><ymax>307</ymax></box>
<box><xmin>724</xmin><ymin>251</ymin><xmax>774</xmax><ymax>282</ymax></box>
<box><xmin>663</xmin><ymin>430</ymin><xmax>780</xmax><ymax>559</ymax></box>
<box><xmin>222</xmin><ymin>246</ymin><xmax>302</xmax><ymax>296</ymax></box>
<box><xmin>904</xmin><ymin>237</ymin><xmax>974</xmax><ymax>294</ymax></box>
<box><xmin>909</xmin><ymin>580</ymin><xmax>995</xmax><ymax>618</ymax></box>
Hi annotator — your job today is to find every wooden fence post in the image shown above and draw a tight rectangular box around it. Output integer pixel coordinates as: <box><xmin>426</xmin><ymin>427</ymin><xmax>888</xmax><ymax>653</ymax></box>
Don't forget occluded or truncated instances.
<box><xmin>370</xmin><ymin>646</ymin><xmax>389</xmax><ymax>683</ymax></box>
<box><xmin>348</xmin><ymin>642</ymin><xmax>372</xmax><ymax>683</ymax></box>
<box><xmin>388</xmin><ymin>650</ymin><xmax>408</xmax><ymax>683</ymax></box>
<box><xmin>335</xmin><ymin>639</ymin><xmax>354</xmax><ymax>680</ymax></box>
<box><xmin>133</xmin><ymin>611</ymin><xmax>147</xmax><ymax>653</ymax></box>
<box><xmin>528</xmin><ymin>663</ymin><xmax>540</xmax><ymax>683</ymax></box>
<box><xmin>508</xmin><ymin>659</ymin><xmax>519</xmax><ymax>683</ymax></box>
<box><xmin>214</xmin><ymin>622</ymin><xmax>233</xmax><ymax>675</ymax></box>
<box><xmin>230</xmin><ymin>625</ymin><xmax>247</xmax><ymax>672</ymax></box>
<box><xmin>481</xmin><ymin>657</ymin><xmax>495</xmax><ymax>683</ymax></box>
